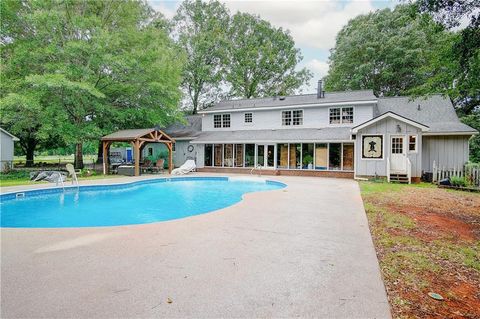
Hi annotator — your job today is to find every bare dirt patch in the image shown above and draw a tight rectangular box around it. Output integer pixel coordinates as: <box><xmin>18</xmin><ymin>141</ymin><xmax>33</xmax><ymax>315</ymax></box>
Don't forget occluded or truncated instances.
<box><xmin>361</xmin><ymin>182</ymin><xmax>480</xmax><ymax>319</ymax></box>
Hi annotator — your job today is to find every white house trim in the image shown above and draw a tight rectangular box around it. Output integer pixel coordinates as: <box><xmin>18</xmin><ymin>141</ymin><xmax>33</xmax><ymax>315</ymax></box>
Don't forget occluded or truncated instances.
<box><xmin>0</xmin><ymin>128</ymin><xmax>19</xmax><ymax>141</ymax></box>
<box><xmin>423</xmin><ymin>131</ymin><xmax>478</xmax><ymax>136</ymax></box>
<box><xmin>191</xmin><ymin>139</ymin><xmax>354</xmax><ymax>144</ymax></box>
<box><xmin>351</xmin><ymin>112</ymin><xmax>429</xmax><ymax>134</ymax></box>
<box><xmin>198</xmin><ymin>100</ymin><xmax>378</xmax><ymax>114</ymax></box>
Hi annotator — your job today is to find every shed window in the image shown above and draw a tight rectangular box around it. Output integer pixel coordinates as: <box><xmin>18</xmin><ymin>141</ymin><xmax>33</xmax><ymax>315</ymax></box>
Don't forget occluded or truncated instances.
<box><xmin>244</xmin><ymin>113</ymin><xmax>252</xmax><ymax>123</ymax></box>
<box><xmin>148</xmin><ymin>147</ymin><xmax>153</xmax><ymax>156</ymax></box>
<box><xmin>409</xmin><ymin>135</ymin><xmax>417</xmax><ymax>152</ymax></box>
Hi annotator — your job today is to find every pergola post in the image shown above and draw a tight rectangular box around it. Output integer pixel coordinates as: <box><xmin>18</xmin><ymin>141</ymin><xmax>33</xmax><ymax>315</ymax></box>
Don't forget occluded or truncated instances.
<box><xmin>102</xmin><ymin>141</ymin><xmax>109</xmax><ymax>175</ymax></box>
<box><xmin>167</xmin><ymin>142</ymin><xmax>173</xmax><ymax>174</ymax></box>
<box><xmin>134</xmin><ymin>139</ymin><xmax>140</xmax><ymax>177</ymax></box>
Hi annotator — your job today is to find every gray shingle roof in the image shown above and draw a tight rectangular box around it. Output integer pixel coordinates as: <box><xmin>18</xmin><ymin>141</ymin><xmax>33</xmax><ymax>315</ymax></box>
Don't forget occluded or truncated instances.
<box><xmin>204</xmin><ymin>90</ymin><xmax>377</xmax><ymax>112</ymax></box>
<box><xmin>102</xmin><ymin>128</ymin><xmax>156</xmax><ymax>140</ymax></box>
<box><xmin>191</xmin><ymin>127</ymin><xmax>352</xmax><ymax>143</ymax></box>
<box><xmin>376</xmin><ymin>95</ymin><xmax>477</xmax><ymax>133</ymax></box>
<box><xmin>163</xmin><ymin>115</ymin><xmax>202</xmax><ymax>138</ymax></box>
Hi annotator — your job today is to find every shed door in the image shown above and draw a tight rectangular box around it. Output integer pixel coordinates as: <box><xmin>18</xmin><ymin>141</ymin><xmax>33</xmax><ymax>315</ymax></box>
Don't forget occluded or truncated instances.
<box><xmin>390</xmin><ymin>136</ymin><xmax>406</xmax><ymax>173</ymax></box>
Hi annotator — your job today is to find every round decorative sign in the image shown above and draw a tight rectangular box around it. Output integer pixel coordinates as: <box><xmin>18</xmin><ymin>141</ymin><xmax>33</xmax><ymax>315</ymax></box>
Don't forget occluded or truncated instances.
<box><xmin>187</xmin><ymin>145</ymin><xmax>194</xmax><ymax>152</ymax></box>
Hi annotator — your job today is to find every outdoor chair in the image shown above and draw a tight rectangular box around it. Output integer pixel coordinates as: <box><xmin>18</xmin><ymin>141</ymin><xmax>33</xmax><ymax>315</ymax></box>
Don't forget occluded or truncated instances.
<box><xmin>141</xmin><ymin>159</ymin><xmax>153</xmax><ymax>174</ymax></box>
<box><xmin>151</xmin><ymin>158</ymin><xmax>165</xmax><ymax>174</ymax></box>
<box><xmin>66</xmin><ymin>163</ymin><xmax>79</xmax><ymax>185</ymax></box>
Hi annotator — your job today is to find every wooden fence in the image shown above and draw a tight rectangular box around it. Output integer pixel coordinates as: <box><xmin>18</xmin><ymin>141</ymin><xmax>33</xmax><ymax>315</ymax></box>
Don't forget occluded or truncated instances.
<box><xmin>432</xmin><ymin>161</ymin><xmax>480</xmax><ymax>187</ymax></box>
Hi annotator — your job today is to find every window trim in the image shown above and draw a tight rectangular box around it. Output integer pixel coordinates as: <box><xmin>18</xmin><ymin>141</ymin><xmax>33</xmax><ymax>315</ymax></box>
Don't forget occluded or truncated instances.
<box><xmin>329</xmin><ymin>106</ymin><xmax>354</xmax><ymax>125</ymax></box>
<box><xmin>213</xmin><ymin>113</ymin><xmax>231</xmax><ymax>128</ymax></box>
<box><xmin>244</xmin><ymin>112</ymin><xmax>253</xmax><ymax>125</ymax></box>
<box><xmin>408</xmin><ymin>134</ymin><xmax>417</xmax><ymax>153</ymax></box>
<box><xmin>281</xmin><ymin>109</ymin><xmax>303</xmax><ymax>127</ymax></box>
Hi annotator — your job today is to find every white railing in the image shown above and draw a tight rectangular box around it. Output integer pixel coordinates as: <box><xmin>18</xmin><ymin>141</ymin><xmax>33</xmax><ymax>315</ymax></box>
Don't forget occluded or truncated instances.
<box><xmin>406</xmin><ymin>157</ymin><xmax>412</xmax><ymax>184</ymax></box>
<box><xmin>386</xmin><ymin>157</ymin><xmax>390</xmax><ymax>182</ymax></box>
<box><xmin>432</xmin><ymin>161</ymin><xmax>480</xmax><ymax>187</ymax></box>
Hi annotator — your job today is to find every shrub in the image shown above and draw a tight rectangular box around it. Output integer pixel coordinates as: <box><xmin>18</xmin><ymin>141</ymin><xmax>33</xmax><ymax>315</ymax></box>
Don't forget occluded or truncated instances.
<box><xmin>450</xmin><ymin>176</ymin><xmax>468</xmax><ymax>187</ymax></box>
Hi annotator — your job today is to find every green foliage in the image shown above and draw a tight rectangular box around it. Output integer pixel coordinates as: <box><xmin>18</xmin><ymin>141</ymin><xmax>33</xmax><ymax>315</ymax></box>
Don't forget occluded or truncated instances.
<box><xmin>0</xmin><ymin>170</ymin><xmax>30</xmax><ymax>181</ymax></box>
<box><xmin>1</xmin><ymin>0</ymin><xmax>184</xmax><ymax>167</ymax></box>
<box><xmin>174</xmin><ymin>0</ymin><xmax>230</xmax><ymax>113</ymax></box>
<box><xmin>325</xmin><ymin>4</ymin><xmax>447</xmax><ymax>97</ymax></box>
<box><xmin>450</xmin><ymin>176</ymin><xmax>468</xmax><ymax>187</ymax></box>
<box><xmin>226</xmin><ymin>13</ymin><xmax>312</xmax><ymax>98</ymax></box>
<box><xmin>302</xmin><ymin>155</ymin><xmax>313</xmax><ymax>166</ymax></box>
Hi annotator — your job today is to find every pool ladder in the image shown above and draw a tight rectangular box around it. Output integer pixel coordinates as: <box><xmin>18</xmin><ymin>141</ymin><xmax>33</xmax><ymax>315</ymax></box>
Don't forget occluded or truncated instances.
<box><xmin>250</xmin><ymin>165</ymin><xmax>263</xmax><ymax>177</ymax></box>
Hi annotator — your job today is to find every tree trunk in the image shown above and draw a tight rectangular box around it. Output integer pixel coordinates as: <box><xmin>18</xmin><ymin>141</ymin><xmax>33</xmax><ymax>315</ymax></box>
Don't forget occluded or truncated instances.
<box><xmin>74</xmin><ymin>143</ymin><xmax>84</xmax><ymax>169</ymax></box>
<box><xmin>96</xmin><ymin>142</ymin><xmax>103</xmax><ymax>164</ymax></box>
<box><xmin>25</xmin><ymin>144</ymin><xmax>35</xmax><ymax>167</ymax></box>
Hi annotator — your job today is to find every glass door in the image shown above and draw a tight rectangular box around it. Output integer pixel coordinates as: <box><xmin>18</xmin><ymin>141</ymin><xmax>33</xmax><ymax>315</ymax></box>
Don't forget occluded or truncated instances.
<box><xmin>256</xmin><ymin>144</ymin><xmax>275</xmax><ymax>168</ymax></box>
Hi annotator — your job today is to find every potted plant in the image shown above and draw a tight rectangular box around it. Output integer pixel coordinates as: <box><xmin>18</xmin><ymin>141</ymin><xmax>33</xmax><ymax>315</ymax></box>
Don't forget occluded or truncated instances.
<box><xmin>302</xmin><ymin>155</ymin><xmax>314</xmax><ymax>169</ymax></box>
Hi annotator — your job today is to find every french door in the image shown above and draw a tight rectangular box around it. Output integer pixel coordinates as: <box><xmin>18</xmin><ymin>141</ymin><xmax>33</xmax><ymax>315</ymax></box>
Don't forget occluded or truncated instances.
<box><xmin>256</xmin><ymin>144</ymin><xmax>275</xmax><ymax>168</ymax></box>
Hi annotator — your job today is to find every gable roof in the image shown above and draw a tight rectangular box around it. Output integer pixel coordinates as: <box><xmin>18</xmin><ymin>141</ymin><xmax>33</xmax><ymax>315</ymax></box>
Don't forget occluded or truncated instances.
<box><xmin>376</xmin><ymin>95</ymin><xmax>477</xmax><ymax>134</ymax></box>
<box><xmin>0</xmin><ymin>128</ymin><xmax>19</xmax><ymax>141</ymax></box>
<box><xmin>200</xmin><ymin>90</ymin><xmax>377</xmax><ymax>113</ymax></box>
<box><xmin>101</xmin><ymin>128</ymin><xmax>174</xmax><ymax>142</ymax></box>
<box><xmin>351</xmin><ymin>112</ymin><xmax>430</xmax><ymax>134</ymax></box>
<box><xmin>163</xmin><ymin>115</ymin><xmax>202</xmax><ymax>139</ymax></box>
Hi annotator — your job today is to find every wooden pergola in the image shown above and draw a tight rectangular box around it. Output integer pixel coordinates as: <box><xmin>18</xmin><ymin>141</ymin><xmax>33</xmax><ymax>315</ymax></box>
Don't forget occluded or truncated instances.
<box><xmin>101</xmin><ymin>128</ymin><xmax>175</xmax><ymax>176</ymax></box>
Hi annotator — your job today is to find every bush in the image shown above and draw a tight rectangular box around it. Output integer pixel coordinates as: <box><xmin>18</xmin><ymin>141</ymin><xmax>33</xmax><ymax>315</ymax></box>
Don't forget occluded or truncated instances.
<box><xmin>450</xmin><ymin>176</ymin><xmax>468</xmax><ymax>187</ymax></box>
<box><xmin>0</xmin><ymin>170</ymin><xmax>30</xmax><ymax>180</ymax></box>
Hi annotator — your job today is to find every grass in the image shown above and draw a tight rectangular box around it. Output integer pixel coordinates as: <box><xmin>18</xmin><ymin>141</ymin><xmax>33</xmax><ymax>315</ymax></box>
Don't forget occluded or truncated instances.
<box><xmin>0</xmin><ymin>170</ymin><xmax>120</xmax><ymax>187</ymax></box>
<box><xmin>13</xmin><ymin>155</ymin><xmax>97</xmax><ymax>164</ymax></box>
<box><xmin>360</xmin><ymin>181</ymin><xmax>480</xmax><ymax>318</ymax></box>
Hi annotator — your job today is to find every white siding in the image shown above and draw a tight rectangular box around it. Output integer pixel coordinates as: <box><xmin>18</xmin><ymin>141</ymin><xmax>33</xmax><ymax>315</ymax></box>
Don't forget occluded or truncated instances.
<box><xmin>0</xmin><ymin>131</ymin><xmax>15</xmax><ymax>172</ymax></box>
<box><xmin>202</xmin><ymin>104</ymin><xmax>375</xmax><ymax>131</ymax></box>
<box><xmin>422</xmin><ymin>136</ymin><xmax>470</xmax><ymax>172</ymax></box>
<box><xmin>355</xmin><ymin>118</ymin><xmax>423</xmax><ymax>177</ymax></box>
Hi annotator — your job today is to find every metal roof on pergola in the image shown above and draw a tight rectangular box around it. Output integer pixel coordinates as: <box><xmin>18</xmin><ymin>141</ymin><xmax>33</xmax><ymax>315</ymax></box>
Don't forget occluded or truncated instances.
<box><xmin>101</xmin><ymin>128</ymin><xmax>175</xmax><ymax>176</ymax></box>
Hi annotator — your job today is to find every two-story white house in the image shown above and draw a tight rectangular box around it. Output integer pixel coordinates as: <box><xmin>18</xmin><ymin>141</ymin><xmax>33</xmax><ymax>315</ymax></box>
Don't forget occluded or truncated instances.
<box><xmin>161</xmin><ymin>81</ymin><xmax>477</xmax><ymax>182</ymax></box>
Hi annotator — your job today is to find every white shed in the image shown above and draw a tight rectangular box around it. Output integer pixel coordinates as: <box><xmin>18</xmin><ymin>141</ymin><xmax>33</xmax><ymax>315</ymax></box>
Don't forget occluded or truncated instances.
<box><xmin>0</xmin><ymin>128</ymin><xmax>19</xmax><ymax>172</ymax></box>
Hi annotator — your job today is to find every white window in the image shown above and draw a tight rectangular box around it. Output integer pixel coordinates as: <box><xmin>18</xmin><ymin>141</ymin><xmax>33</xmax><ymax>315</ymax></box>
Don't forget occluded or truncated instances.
<box><xmin>330</xmin><ymin>107</ymin><xmax>354</xmax><ymax>124</ymax></box>
<box><xmin>342</xmin><ymin>107</ymin><xmax>353</xmax><ymax>123</ymax></box>
<box><xmin>409</xmin><ymin>135</ymin><xmax>417</xmax><ymax>152</ymax></box>
<box><xmin>222</xmin><ymin>114</ymin><xmax>230</xmax><ymax>128</ymax></box>
<box><xmin>282</xmin><ymin>110</ymin><xmax>303</xmax><ymax>126</ymax></box>
<box><xmin>244</xmin><ymin>112</ymin><xmax>253</xmax><ymax>123</ymax></box>
<box><xmin>214</xmin><ymin>114</ymin><xmax>222</xmax><ymax>128</ymax></box>
<box><xmin>213</xmin><ymin>114</ymin><xmax>231</xmax><ymax>128</ymax></box>
<box><xmin>293</xmin><ymin>110</ymin><xmax>303</xmax><ymax>125</ymax></box>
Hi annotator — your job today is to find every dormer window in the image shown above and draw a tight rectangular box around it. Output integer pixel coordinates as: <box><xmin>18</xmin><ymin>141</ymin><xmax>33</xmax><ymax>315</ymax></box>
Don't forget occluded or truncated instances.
<box><xmin>282</xmin><ymin>110</ymin><xmax>303</xmax><ymax>126</ymax></box>
<box><xmin>214</xmin><ymin>114</ymin><xmax>231</xmax><ymax>128</ymax></box>
<box><xmin>330</xmin><ymin>107</ymin><xmax>353</xmax><ymax>124</ymax></box>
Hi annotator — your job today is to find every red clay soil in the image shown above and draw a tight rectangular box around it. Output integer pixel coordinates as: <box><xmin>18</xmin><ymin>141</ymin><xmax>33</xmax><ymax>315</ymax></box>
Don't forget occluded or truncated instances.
<box><xmin>364</xmin><ymin>186</ymin><xmax>480</xmax><ymax>319</ymax></box>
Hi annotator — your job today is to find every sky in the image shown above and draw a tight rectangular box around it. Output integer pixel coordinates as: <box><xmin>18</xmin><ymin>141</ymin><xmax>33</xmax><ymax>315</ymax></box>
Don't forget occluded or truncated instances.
<box><xmin>148</xmin><ymin>0</ymin><xmax>396</xmax><ymax>94</ymax></box>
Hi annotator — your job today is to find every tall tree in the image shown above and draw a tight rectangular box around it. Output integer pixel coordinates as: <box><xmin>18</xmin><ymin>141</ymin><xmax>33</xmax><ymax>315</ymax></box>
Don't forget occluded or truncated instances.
<box><xmin>324</xmin><ymin>5</ymin><xmax>447</xmax><ymax>96</ymax></box>
<box><xmin>173</xmin><ymin>0</ymin><xmax>229</xmax><ymax>114</ymax></box>
<box><xmin>1</xmin><ymin>0</ymin><xmax>184</xmax><ymax>168</ymax></box>
<box><xmin>226</xmin><ymin>13</ymin><xmax>312</xmax><ymax>98</ymax></box>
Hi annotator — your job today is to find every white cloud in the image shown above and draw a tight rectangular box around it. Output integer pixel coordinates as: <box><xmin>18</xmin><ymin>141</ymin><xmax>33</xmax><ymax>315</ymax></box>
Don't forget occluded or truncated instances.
<box><xmin>223</xmin><ymin>0</ymin><xmax>376</xmax><ymax>50</ymax></box>
<box><xmin>149</xmin><ymin>1</ymin><xmax>178</xmax><ymax>19</ymax></box>
<box><xmin>305</xmin><ymin>58</ymin><xmax>329</xmax><ymax>78</ymax></box>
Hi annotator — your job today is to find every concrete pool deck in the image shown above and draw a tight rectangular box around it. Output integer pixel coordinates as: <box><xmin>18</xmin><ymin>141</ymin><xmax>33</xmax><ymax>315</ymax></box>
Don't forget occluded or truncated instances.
<box><xmin>1</xmin><ymin>174</ymin><xmax>391</xmax><ymax>318</ymax></box>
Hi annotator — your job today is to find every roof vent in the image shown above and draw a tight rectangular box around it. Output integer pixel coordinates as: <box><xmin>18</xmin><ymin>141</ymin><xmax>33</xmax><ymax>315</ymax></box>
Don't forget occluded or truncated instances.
<box><xmin>279</xmin><ymin>96</ymin><xmax>286</xmax><ymax>100</ymax></box>
<box><xmin>417</xmin><ymin>104</ymin><xmax>421</xmax><ymax>111</ymax></box>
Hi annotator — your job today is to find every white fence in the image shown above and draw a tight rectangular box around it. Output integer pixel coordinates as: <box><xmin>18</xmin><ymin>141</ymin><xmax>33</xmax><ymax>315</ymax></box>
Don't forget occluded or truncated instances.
<box><xmin>432</xmin><ymin>161</ymin><xmax>480</xmax><ymax>187</ymax></box>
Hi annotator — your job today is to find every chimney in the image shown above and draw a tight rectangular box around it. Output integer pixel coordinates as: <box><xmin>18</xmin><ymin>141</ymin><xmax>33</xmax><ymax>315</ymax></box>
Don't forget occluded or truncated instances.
<box><xmin>317</xmin><ymin>80</ymin><xmax>325</xmax><ymax>98</ymax></box>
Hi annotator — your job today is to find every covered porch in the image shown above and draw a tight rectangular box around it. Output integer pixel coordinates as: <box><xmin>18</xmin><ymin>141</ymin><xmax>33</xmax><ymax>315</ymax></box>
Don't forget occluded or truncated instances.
<box><xmin>101</xmin><ymin>128</ymin><xmax>175</xmax><ymax>176</ymax></box>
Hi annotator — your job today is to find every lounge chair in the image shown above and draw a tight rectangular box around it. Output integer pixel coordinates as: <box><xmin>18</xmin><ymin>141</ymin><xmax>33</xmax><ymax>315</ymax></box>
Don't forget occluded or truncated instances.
<box><xmin>171</xmin><ymin>159</ymin><xmax>196</xmax><ymax>175</ymax></box>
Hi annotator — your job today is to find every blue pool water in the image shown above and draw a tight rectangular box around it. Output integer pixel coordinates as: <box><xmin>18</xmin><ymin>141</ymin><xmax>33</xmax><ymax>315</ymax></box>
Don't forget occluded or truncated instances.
<box><xmin>0</xmin><ymin>177</ymin><xmax>285</xmax><ymax>228</ymax></box>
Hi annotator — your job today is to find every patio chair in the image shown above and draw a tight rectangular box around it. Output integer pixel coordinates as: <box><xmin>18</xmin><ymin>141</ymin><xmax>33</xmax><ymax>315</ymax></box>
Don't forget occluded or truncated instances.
<box><xmin>151</xmin><ymin>158</ymin><xmax>165</xmax><ymax>174</ymax></box>
<box><xmin>141</xmin><ymin>159</ymin><xmax>153</xmax><ymax>174</ymax></box>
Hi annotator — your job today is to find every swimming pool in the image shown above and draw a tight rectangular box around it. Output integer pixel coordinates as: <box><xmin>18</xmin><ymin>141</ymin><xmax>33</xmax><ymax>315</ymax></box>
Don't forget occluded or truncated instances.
<box><xmin>0</xmin><ymin>177</ymin><xmax>285</xmax><ymax>228</ymax></box>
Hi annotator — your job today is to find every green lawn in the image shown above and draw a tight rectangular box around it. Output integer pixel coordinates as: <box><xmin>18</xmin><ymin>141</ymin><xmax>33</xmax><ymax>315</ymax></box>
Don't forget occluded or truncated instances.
<box><xmin>0</xmin><ymin>172</ymin><xmax>120</xmax><ymax>187</ymax></box>
<box><xmin>14</xmin><ymin>155</ymin><xmax>97</xmax><ymax>164</ymax></box>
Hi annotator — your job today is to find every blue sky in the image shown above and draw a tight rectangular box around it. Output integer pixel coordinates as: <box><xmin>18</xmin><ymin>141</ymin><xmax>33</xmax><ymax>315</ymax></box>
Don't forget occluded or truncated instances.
<box><xmin>149</xmin><ymin>0</ymin><xmax>396</xmax><ymax>93</ymax></box>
